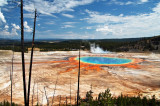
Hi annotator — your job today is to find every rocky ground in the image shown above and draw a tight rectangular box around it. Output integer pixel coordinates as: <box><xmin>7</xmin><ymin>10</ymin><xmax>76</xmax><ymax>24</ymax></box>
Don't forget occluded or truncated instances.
<box><xmin>0</xmin><ymin>50</ymin><xmax>160</xmax><ymax>105</ymax></box>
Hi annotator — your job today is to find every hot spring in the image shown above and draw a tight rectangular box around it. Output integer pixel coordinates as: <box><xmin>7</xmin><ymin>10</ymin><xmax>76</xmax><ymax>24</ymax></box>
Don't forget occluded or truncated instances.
<box><xmin>76</xmin><ymin>57</ymin><xmax>132</xmax><ymax>65</ymax></box>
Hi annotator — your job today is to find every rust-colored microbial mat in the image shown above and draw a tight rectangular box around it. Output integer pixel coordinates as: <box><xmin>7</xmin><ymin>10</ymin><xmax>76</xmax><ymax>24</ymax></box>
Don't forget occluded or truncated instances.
<box><xmin>0</xmin><ymin>51</ymin><xmax>160</xmax><ymax>105</ymax></box>
<box><xmin>32</xmin><ymin>55</ymin><xmax>143</xmax><ymax>74</ymax></box>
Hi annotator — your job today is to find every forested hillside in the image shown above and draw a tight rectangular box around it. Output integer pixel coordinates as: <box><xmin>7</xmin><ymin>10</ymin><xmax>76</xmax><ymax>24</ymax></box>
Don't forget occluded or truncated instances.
<box><xmin>116</xmin><ymin>35</ymin><xmax>160</xmax><ymax>52</ymax></box>
<box><xmin>0</xmin><ymin>35</ymin><xmax>159</xmax><ymax>53</ymax></box>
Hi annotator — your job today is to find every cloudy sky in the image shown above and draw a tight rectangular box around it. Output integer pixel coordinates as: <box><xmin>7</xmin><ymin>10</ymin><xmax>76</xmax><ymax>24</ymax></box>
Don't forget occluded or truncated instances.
<box><xmin>0</xmin><ymin>0</ymin><xmax>160</xmax><ymax>39</ymax></box>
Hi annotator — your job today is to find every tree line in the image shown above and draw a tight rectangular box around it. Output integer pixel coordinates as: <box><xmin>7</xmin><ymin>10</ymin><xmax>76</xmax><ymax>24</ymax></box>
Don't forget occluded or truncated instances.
<box><xmin>80</xmin><ymin>88</ymin><xmax>160</xmax><ymax>106</ymax></box>
<box><xmin>1</xmin><ymin>88</ymin><xmax>160</xmax><ymax>106</ymax></box>
<box><xmin>0</xmin><ymin>39</ymin><xmax>140</xmax><ymax>52</ymax></box>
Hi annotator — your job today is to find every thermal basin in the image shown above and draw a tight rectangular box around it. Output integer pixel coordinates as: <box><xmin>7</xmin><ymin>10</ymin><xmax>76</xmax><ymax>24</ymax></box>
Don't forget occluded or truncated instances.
<box><xmin>77</xmin><ymin>56</ymin><xmax>132</xmax><ymax>65</ymax></box>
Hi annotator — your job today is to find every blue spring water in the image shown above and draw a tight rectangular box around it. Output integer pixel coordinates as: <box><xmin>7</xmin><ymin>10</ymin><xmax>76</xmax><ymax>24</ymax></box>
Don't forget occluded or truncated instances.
<box><xmin>77</xmin><ymin>57</ymin><xmax>132</xmax><ymax>65</ymax></box>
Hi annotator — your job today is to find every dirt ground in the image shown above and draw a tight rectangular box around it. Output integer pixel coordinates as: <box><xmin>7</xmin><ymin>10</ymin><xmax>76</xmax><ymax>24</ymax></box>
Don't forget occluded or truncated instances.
<box><xmin>0</xmin><ymin>50</ymin><xmax>160</xmax><ymax>105</ymax></box>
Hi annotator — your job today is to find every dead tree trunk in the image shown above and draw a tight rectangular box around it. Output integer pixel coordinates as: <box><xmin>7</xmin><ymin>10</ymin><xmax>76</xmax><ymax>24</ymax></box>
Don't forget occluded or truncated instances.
<box><xmin>11</xmin><ymin>45</ymin><xmax>14</xmax><ymax>106</ymax></box>
<box><xmin>75</xmin><ymin>93</ymin><xmax>77</xmax><ymax>105</ymax></box>
<box><xmin>59</xmin><ymin>95</ymin><xmax>61</xmax><ymax>106</ymax></box>
<box><xmin>37</xmin><ymin>83</ymin><xmax>39</xmax><ymax>105</ymax></box>
<box><xmin>42</xmin><ymin>90</ymin><xmax>43</xmax><ymax>106</ymax></box>
<box><xmin>44</xmin><ymin>87</ymin><xmax>49</xmax><ymax>106</ymax></box>
<box><xmin>27</xmin><ymin>9</ymin><xmax>37</xmax><ymax>105</ymax></box>
<box><xmin>51</xmin><ymin>75</ymin><xmax>58</xmax><ymax>106</ymax></box>
<box><xmin>32</xmin><ymin>81</ymin><xmax>36</xmax><ymax>106</ymax></box>
<box><xmin>66</xmin><ymin>96</ymin><xmax>67</xmax><ymax>106</ymax></box>
<box><xmin>77</xmin><ymin>42</ymin><xmax>81</xmax><ymax>106</ymax></box>
<box><xmin>20</xmin><ymin>0</ymin><xmax>27</xmax><ymax>105</ymax></box>
<box><xmin>70</xmin><ymin>75</ymin><xmax>72</xmax><ymax>106</ymax></box>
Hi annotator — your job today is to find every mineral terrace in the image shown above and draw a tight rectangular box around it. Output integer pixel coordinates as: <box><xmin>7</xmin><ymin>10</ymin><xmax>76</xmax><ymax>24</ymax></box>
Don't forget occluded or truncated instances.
<box><xmin>0</xmin><ymin>50</ymin><xmax>160</xmax><ymax>105</ymax></box>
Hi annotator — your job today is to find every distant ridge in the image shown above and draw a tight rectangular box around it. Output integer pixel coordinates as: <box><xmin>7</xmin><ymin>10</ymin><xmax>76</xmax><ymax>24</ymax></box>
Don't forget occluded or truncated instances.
<box><xmin>116</xmin><ymin>35</ymin><xmax>160</xmax><ymax>53</ymax></box>
<box><xmin>0</xmin><ymin>36</ymin><xmax>152</xmax><ymax>42</ymax></box>
<box><xmin>0</xmin><ymin>35</ymin><xmax>159</xmax><ymax>53</ymax></box>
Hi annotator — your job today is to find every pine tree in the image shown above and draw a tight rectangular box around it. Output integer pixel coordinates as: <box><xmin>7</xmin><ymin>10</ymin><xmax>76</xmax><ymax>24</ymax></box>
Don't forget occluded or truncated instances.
<box><xmin>97</xmin><ymin>88</ymin><xmax>114</xmax><ymax>106</ymax></box>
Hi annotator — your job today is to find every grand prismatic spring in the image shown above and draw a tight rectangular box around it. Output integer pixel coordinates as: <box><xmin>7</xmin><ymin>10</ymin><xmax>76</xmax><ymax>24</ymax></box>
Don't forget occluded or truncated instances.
<box><xmin>0</xmin><ymin>50</ymin><xmax>160</xmax><ymax>105</ymax></box>
<box><xmin>77</xmin><ymin>57</ymin><xmax>132</xmax><ymax>65</ymax></box>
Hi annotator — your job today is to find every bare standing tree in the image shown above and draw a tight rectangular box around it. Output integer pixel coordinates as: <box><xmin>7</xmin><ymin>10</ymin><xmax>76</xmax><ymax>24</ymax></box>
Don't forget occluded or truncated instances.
<box><xmin>10</xmin><ymin>45</ymin><xmax>14</xmax><ymax>106</ymax></box>
<box><xmin>12</xmin><ymin>0</ymin><xmax>38</xmax><ymax>105</ymax></box>
<box><xmin>41</xmin><ymin>90</ymin><xmax>44</xmax><ymax>106</ymax></box>
<box><xmin>66</xmin><ymin>96</ymin><xmax>67</xmax><ymax>106</ymax></box>
<box><xmin>20</xmin><ymin>0</ymin><xmax>27</xmax><ymax>105</ymax></box>
<box><xmin>70</xmin><ymin>75</ymin><xmax>72</xmax><ymax>106</ymax></box>
<box><xmin>59</xmin><ymin>95</ymin><xmax>61</xmax><ymax>106</ymax></box>
<box><xmin>77</xmin><ymin>41</ymin><xmax>81</xmax><ymax>106</ymax></box>
<box><xmin>44</xmin><ymin>87</ymin><xmax>49</xmax><ymax>106</ymax></box>
<box><xmin>51</xmin><ymin>75</ymin><xmax>59</xmax><ymax>106</ymax></box>
<box><xmin>27</xmin><ymin>9</ymin><xmax>37</xmax><ymax>106</ymax></box>
<box><xmin>75</xmin><ymin>93</ymin><xmax>77</xmax><ymax>105</ymax></box>
<box><xmin>32</xmin><ymin>81</ymin><xmax>36</xmax><ymax>106</ymax></box>
<box><xmin>37</xmin><ymin>83</ymin><xmax>39</xmax><ymax>105</ymax></box>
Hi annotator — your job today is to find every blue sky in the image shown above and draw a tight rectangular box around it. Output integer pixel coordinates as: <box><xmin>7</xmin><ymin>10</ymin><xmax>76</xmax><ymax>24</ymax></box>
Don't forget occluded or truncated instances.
<box><xmin>0</xmin><ymin>0</ymin><xmax>160</xmax><ymax>39</ymax></box>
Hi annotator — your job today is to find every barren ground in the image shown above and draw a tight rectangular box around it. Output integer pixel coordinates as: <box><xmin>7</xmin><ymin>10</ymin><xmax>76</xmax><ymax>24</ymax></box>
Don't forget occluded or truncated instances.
<box><xmin>0</xmin><ymin>50</ymin><xmax>160</xmax><ymax>105</ymax></box>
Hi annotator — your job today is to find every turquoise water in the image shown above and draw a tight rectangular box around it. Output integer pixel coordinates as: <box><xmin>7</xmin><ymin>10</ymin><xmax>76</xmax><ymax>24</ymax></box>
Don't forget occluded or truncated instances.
<box><xmin>77</xmin><ymin>57</ymin><xmax>132</xmax><ymax>65</ymax></box>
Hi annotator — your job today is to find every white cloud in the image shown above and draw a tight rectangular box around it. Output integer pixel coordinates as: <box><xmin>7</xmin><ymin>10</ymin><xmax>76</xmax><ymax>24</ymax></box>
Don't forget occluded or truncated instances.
<box><xmin>61</xmin><ymin>21</ymin><xmax>77</xmax><ymax>28</ymax></box>
<box><xmin>24</xmin><ymin>21</ymin><xmax>32</xmax><ymax>32</ymax></box>
<box><xmin>44</xmin><ymin>21</ymin><xmax>55</xmax><ymax>25</ymax></box>
<box><xmin>140</xmin><ymin>0</ymin><xmax>148</xmax><ymax>3</ymax></box>
<box><xmin>63</xmin><ymin>22</ymin><xmax>77</xmax><ymax>24</ymax></box>
<box><xmin>96</xmin><ymin>25</ymin><xmax>113</xmax><ymax>33</ymax></box>
<box><xmin>84</xmin><ymin>2</ymin><xmax>160</xmax><ymax>38</ymax></box>
<box><xmin>0</xmin><ymin>9</ymin><xmax>6</xmax><ymax>23</ymax></box>
<box><xmin>11</xmin><ymin>23</ymin><xmax>20</xmax><ymax>36</ymax></box>
<box><xmin>108</xmin><ymin>0</ymin><xmax>134</xmax><ymax>5</ymax></box>
<box><xmin>125</xmin><ymin>1</ymin><xmax>134</xmax><ymax>5</ymax></box>
<box><xmin>0</xmin><ymin>23</ymin><xmax>20</xmax><ymax>36</ymax></box>
<box><xmin>0</xmin><ymin>0</ymin><xmax>7</xmax><ymax>6</ymax></box>
<box><xmin>85</xmin><ymin>9</ymin><xmax>123</xmax><ymax>23</ymax></box>
<box><xmin>4</xmin><ymin>25</ymin><xmax>9</xmax><ymax>29</ymax></box>
<box><xmin>153</xmin><ymin>3</ymin><xmax>160</xmax><ymax>13</ymax></box>
<box><xmin>2</xmin><ymin>8</ymin><xmax>9</xmax><ymax>12</ymax></box>
<box><xmin>61</xmin><ymin>25</ymin><xmax>74</xmax><ymax>28</ymax></box>
<box><xmin>137</xmin><ymin>0</ymin><xmax>149</xmax><ymax>4</ymax></box>
<box><xmin>24</xmin><ymin>13</ymin><xmax>34</xmax><ymax>18</ymax></box>
<box><xmin>12</xmin><ymin>23</ymin><xmax>20</xmax><ymax>30</ymax></box>
<box><xmin>11</xmin><ymin>28</ymin><xmax>18</xmax><ymax>36</ymax></box>
<box><xmin>0</xmin><ymin>30</ymin><xmax>10</xmax><ymax>36</ymax></box>
<box><xmin>37</xmin><ymin>31</ymin><xmax>93</xmax><ymax>39</ymax></box>
<box><xmin>62</xmin><ymin>13</ymin><xmax>74</xmax><ymax>18</ymax></box>
<box><xmin>86</xmin><ymin>26</ymin><xmax>92</xmax><ymax>29</ymax></box>
<box><xmin>24</xmin><ymin>0</ymin><xmax>95</xmax><ymax>16</ymax></box>
<box><xmin>0</xmin><ymin>0</ymin><xmax>7</xmax><ymax>23</ymax></box>
<box><xmin>109</xmin><ymin>0</ymin><xmax>148</xmax><ymax>5</ymax></box>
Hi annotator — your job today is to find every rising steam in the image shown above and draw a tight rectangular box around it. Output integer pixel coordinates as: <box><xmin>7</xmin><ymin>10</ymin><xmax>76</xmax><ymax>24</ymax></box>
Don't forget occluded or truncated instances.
<box><xmin>90</xmin><ymin>43</ymin><xmax>110</xmax><ymax>54</ymax></box>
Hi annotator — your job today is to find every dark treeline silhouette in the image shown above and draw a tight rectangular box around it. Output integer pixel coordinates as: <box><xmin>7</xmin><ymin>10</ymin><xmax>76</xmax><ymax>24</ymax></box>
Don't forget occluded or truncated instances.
<box><xmin>0</xmin><ymin>100</ymin><xmax>18</xmax><ymax>106</ymax></box>
<box><xmin>80</xmin><ymin>88</ymin><xmax>160</xmax><ymax>106</ymax></box>
<box><xmin>1</xmin><ymin>35</ymin><xmax>160</xmax><ymax>52</ymax></box>
<box><xmin>0</xmin><ymin>39</ymin><xmax>140</xmax><ymax>52</ymax></box>
<box><xmin>1</xmin><ymin>88</ymin><xmax>160</xmax><ymax>106</ymax></box>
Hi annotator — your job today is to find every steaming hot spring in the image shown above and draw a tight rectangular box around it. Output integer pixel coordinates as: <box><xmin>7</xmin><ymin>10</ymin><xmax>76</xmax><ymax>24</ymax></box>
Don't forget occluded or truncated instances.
<box><xmin>0</xmin><ymin>45</ymin><xmax>160</xmax><ymax>105</ymax></box>
<box><xmin>76</xmin><ymin>56</ymin><xmax>132</xmax><ymax>65</ymax></box>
